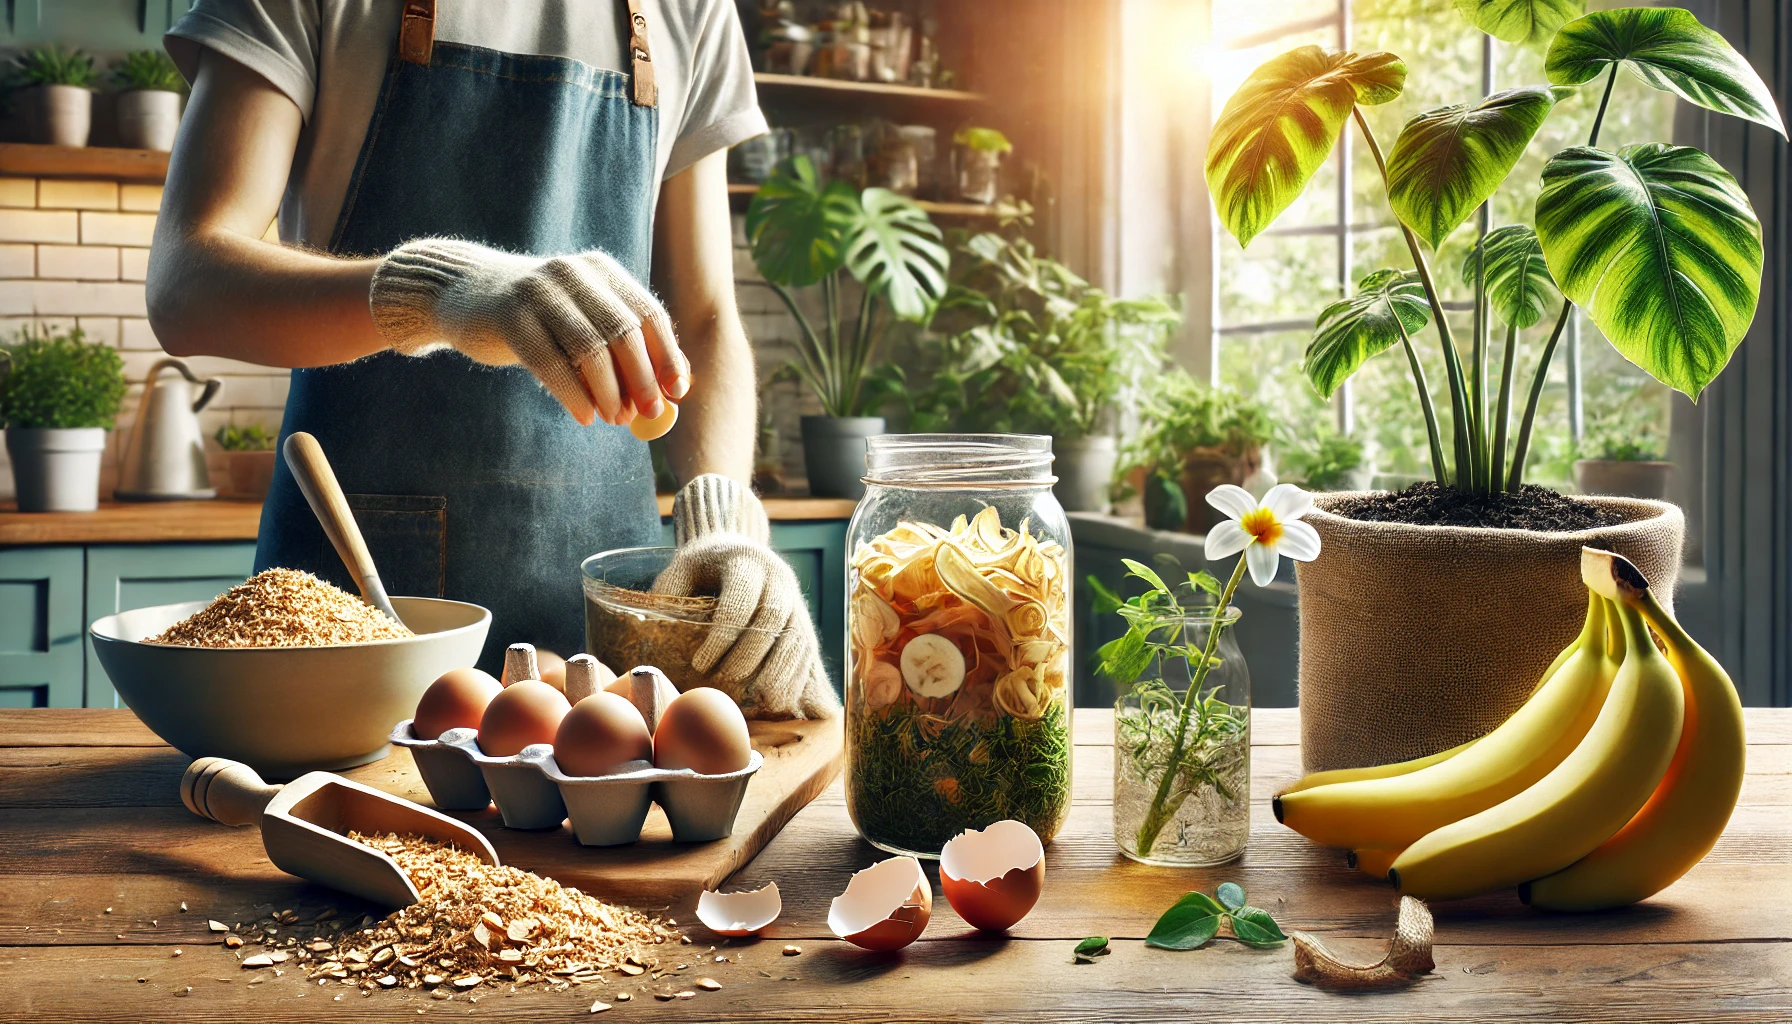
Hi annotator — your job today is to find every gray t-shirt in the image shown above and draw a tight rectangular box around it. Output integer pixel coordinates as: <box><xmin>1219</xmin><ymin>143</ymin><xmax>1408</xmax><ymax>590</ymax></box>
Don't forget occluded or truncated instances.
<box><xmin>166</xmin><ymin>0</ymin><xmax>767</xmax><ymax>248</ymax></box>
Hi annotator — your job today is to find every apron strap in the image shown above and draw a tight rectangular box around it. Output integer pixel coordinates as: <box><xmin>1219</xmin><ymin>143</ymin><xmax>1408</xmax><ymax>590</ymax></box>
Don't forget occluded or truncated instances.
<box><xmin>627</xmin><ymin>0</ymin><xmax>657</xmax><ymax>108</ymax></box>
<box><xmin>398</xmin><ymin>0</ymin><xmax>436</xmax><ymax>65</ymax></box>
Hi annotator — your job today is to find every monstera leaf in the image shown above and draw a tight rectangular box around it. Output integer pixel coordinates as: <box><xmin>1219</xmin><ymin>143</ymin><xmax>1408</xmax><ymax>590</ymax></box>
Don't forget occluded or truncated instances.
<box><xmin>1462</xmin><ymin>225</ymin><xmax>1558</xmax><ymax>329</ymax></box>
<box><xmin>1536</xmin><ymin>143</ymin><xmax>1761</xmax><ymax>398</ymax></box>
<box><xmin>1205</xmin><ymin>46</ymin><xmax>1406</xmax><ymax>247</ymax></box>
<box><xmin>1303</xmin><ymin>269</ymin><xmax>1431</xmax><ymax>398</ymax></box>
<box><xmin>1547</xmin><ymin>7</ymin><xmax>1786</xmax><ymax>136</ymax></box>
<box><xmin>842</xmin><ymin>187</ymin><xmax>949</xmax><ymax>321</ymax></box>
<box><xmin>745</xmin><ymin>156</ymin><xmax>859</xmax><ymax>288</ymax></box>
<box><xmin>1386</xmin><ymin>86</ymin><xmax>1558</xmax><ymax>250</ymax></box>
<box><xmin>1454</xmin><ymin>0</ymin><xmax>1584</xmax><ymax>46</ymax></box>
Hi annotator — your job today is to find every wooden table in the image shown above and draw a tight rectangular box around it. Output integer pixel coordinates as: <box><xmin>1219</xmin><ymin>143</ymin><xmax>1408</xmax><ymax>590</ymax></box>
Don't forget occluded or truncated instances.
<box><xmin>4</xmin><ymin>708</ymin><xmax>1788</xmax><ymax>1022</ymax></box>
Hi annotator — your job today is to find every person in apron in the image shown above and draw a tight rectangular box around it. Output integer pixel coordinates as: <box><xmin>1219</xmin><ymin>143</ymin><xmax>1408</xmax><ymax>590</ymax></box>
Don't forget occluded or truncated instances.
<box><xmin>148</xmin><ymin>0</ymin><xmax>836</xmax><ymax>718</ymax></box>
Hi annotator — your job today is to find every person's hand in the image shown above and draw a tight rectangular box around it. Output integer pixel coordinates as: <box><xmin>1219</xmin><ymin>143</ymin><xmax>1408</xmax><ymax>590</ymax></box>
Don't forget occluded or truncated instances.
<box><xmin>368</xmin><ymin>238</ymin><xmax>690</xmax><ymax>425</ymax></box>
<box><xmin>651</xmin><ymin>475</ymin><xmax>840</xmax><ymax>720</ymax></box>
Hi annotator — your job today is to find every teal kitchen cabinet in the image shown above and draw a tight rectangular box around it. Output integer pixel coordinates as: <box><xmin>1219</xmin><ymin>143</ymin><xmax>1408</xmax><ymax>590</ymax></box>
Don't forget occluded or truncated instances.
<box><xmin>83</xmin><ymin>543</ymin><xmax>257</xmax><ymax>708</ymax></box>
<box><xmin>0</xmin><ymin>547</ymin><xmax>84</xmax><ymax>708</ymax></box>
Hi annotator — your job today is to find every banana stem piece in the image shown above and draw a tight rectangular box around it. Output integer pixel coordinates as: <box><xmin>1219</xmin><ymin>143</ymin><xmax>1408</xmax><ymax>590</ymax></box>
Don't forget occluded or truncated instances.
<box><xmin>1292</xmin><ymin>896</ymin><xmax>1435</xmax><ymax>991</ymax></box>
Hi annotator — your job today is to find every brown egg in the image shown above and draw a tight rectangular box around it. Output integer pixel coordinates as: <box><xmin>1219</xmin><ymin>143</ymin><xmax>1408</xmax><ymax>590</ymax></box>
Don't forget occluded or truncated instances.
<box><xmin>477</xmin><ymin>679</ymin><xmax>571</xmax><ymax>757</ymax></box>
<box><xmin>652</xmin><ymin>687</ymin><xmax>751</xmax><ymax>775</ymax></box>
<box><xmin>603</xmin><ymin>676</ymin><xmax>632</xmax><ymax>699</ymax></box>
<box><xmin>536</xmin><ymin>649</ymin><xmax>567</xmax><ymax>692</ymax></box>
<box><xmin>554</xmin><ymin>692</ymin><xmax>654</xmax><ymax>777</ymax></box>
<box><xmin>412</xmin><ymin>667</ymin><xmax>502</xmax><ymax>740</ymax></box>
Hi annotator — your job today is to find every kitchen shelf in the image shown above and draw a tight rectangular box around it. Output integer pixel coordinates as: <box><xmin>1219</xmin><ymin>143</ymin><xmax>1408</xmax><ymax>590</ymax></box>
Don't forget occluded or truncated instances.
<box><xmin>726</xmin><ymin>181</ymin><xmax>994</xmax><ymax>218</ymax></box>
<box><xmin>753</xmin><ymin>72</ymin><xmax>983</xmax><ymax>105</ymax></box>
<box><xmin>0</xmin><ymin>143</ymin><xmax>168</xmax><ymax>183</ymax></box>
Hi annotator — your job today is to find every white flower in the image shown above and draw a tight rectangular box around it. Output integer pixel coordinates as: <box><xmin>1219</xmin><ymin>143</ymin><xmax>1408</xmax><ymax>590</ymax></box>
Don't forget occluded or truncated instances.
<box><xmin>1203</xmin><ymin>483</ymin><xmax>1322</xmax><ymax>587</ymax></box>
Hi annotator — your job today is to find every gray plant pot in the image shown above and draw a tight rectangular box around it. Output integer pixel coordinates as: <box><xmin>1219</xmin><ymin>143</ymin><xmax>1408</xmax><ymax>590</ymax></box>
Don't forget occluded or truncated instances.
<box><xmin>1574</xmin><ymin>459</ymin><xmax>1672</xmax><ymax>501</ymax></box>
<box><xmin>1053</xmin><ymin>434</ymin><xmax>1118</xmax><ymax>513</ymax></box>
<box><xmin>800</xmin><ymin>415</ymin><xmax>883</xmax><ymax>499</ymax></box>
<box><xmin>6</xmin><ymin>427</ymin><xmax>107</xmax><ymax>512</ymax></box>
<box><xmin>115</xmin><ymin>89</ymin><xmax>182</xmax><ymax>152</ymax></box>
<box><xmin>25</xmin><ymin>84</ymin><xmax>92</xmax><ymax>147</ymax></box>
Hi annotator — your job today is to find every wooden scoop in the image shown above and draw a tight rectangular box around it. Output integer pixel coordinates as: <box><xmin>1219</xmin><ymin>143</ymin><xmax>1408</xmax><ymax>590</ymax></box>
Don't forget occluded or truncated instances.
<box><xmin>281</xmin><ymin>431</ymin><xmax>403</xmax><ymax>625</ymax></box>
<box><xmin>181</xmin><ymin>756</ymin><xmax>499</xmax><ymax>908</ymax></box>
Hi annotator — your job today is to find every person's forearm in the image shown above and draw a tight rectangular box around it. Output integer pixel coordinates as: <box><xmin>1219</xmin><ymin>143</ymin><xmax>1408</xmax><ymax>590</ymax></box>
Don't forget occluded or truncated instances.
<box><xmin>145</xmin><ymin>48</ymin><xmax>387</xmax><ymax>368</ymax></box>
<box><xmin>148</xmin><ymin>229</ymin><xmax>386</xmax><ymax>367</ymax></box>
<box><xmin>665</xmin><ymin>308</ymin><xmax>756</xmax><ymax>485</ymax></box>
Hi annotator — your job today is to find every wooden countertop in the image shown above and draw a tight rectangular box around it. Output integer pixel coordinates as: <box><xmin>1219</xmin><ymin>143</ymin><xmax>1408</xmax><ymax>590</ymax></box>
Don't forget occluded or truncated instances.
<box><xmin>0</xmin><ymin>497</ymin><xmax>856</xmax><ymax>546</ymax></box>
<box><xmin>5</xmin><ymin>706</ymin><xmax>1788</xmax><ymax>1022</ymax></box>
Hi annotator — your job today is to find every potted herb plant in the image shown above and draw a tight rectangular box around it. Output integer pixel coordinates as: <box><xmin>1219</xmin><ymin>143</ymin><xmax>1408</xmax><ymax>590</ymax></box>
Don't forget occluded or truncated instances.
<box><xmin>746</xmin><ymin>155</ymin><xmax>948</xmax><ymax>499</ymax></box>
<box><xmin>953</xmin><ymin>126</ymin><xmax>1011</xmax><ymax>205</ymax></box>
<box><xmin>11</xmin><ymin>44</ymin><xmax>98</xmax><ymax>147</ymax></box>
<box><xmin>1208</xmin><ymin>4</ymin><xmax>1775</xmax><ymax>770</ymax></box>
<box><xmin>1120</xmin><ymin>370</ymin><xmax>1274</xmax><ymax>533</ymax></box>
<box><xmin>110</xmin><ymin>50</ymin><xmax>185</xmax><ymax>152</ymax></box>
<box><xmin>0</xmin><ymin>327</ymin><xmax>126</xmax><ymax>512</ymax></box>
<box><xmin>1280</xmin><ymin>429</ymin><xmax>1368</xmax><ymax>493</ymax></box>
<box><xmin>215</xmin><ymin>424</ymin><xmax>278</xmax><ymax>501</ymax></box>
<box><xmin>904</xmin><ymin>230</ymin><xmax>1179</xmax><ymax>513</ymax></box>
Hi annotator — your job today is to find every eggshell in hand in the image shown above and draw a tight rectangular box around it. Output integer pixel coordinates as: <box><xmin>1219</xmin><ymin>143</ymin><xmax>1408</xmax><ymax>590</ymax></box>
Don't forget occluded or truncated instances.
<box><xmin>696</xmin><ymin>883</ymin><xmax>781</xmax><ymax>937</ymax></box>
<box><xmin>652</xmin><ymin>686</ymin><xmax>750</xmax><ymax>775</ymax></box>
<box><xmin>536</xmin><ymin>649</ymin><xmax>567</xmax><ymax>692</ymax></box>
<box><xmin>412</xmin><ymin>667</ymin><xmax>502</xmax><ymax>740</ymax></box>
<box><xmin>477</xmin><ymin>679</ymin><xmax>570</xmax><ymax>756</ymax></box>
<box><xmin>829</xmin><ymin>857</ymin><xmax>931</xmax><ymax>951</ymax></box>
<box><xmin>628</xmin><ymin>398</ymin><xmax>678</xmax><ymax>441</ymax></box>
<box><xmin>939</xmin><ymin>820</ymin><xmax>1044</xmax><ymax>932</ymax></box>
<box><xmin>554</xmin><ymin>692</ymin><xmax>654</xmax><ymax>776</ymax></box>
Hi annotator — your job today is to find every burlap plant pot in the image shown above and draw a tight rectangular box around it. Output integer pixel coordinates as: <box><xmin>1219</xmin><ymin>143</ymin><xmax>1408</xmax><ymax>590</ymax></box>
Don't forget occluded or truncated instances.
<box><xmin>1294</xmin><ymin>494</ymin><xmax>1684</xmax><ymax>773</ymax></box>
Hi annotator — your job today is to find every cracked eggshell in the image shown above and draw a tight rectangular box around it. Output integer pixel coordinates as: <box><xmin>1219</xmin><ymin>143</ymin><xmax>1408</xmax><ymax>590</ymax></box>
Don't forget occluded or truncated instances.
<box><xmin>828</xmin><ymin>856</ymin><xmax>932</xmax><ymax>951</ymax></box>
<box><xmin>939</xmin><ymin>819</ymin><xmax>1044</xmax><ymax>932</ymax></box>
<box><xmin>696</xmin><ymin>883</ymin><xmax>781</xmax><ymax>937</ymax></box>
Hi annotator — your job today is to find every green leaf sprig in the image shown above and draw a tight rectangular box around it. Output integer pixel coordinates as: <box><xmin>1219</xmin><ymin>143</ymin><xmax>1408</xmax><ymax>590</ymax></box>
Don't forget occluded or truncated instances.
<box><xmin>1145</xmin><ymin>882</ymin><xmax>1288</xmax><ymax>951</ymax></box>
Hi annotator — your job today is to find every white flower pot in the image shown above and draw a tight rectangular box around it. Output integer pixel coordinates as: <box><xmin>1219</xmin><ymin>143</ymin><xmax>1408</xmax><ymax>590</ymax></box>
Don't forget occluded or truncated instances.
<box><xmin>24</xmin><ymin>84</ymin><xmax>92</xmax><ymax>147</ymax></box>
<box><xmin>6</xmin><ymin>427</ymin><xmax>107</xmax><ymax>512</ymax></box>
<box><xmin>115</xmin><ymin>89</ymin><xmax>182</xmax><ymax>152</ymax></box>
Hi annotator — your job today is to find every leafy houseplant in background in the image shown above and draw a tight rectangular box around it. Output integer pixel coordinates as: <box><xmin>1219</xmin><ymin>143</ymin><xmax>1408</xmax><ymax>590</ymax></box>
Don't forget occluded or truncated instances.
<box><xmin>1280</xmin><ymin>429</ymin><xmax>1367</xmax><ymax>492</ymax></box>
<box><xmin>215</xmin><ymin>423</ymin><xmax>278</xmax><ymax>501</ymax></box>
<box><xmin>1119</xmin><ymin>369</ymin><xmax>1274</xmax><ymax>533</ymax></box>
<box><xmin>1572</xmin><ymin>381</ymin><xmax>1672</xmax><ymax>501</ymax></box>
<box><xmin>10</xmin><ymin>44</ymin><xmax>98</xmax><ymax>147</ymax></box>
<box><xmin>111</xmin><ymin>50</ymin><xmax>185</xmax><ymax>151</ymax></box>
<box><xmin>0</xmin><ymin>327</ymin><xmax>126</xmax><ymax>512</ymax></box>
<box><xmin>746</xmin><ymin>155</ymin><xmax>948</xmax><ymax>499</ymax></box>
<box><xmin>904</xmin><ymin>230</ymin><xmax>1178</xmax><ymax>513</ymax></box>
<box><xmin>1205</xmin><ymin>4</ymin><xmax>1773</xmax><ymax>771</ymax></box>
<box><xmin>953</xmin><ymin>126</ymin><xmax>1011</xmax><ymax>205</ymax></box>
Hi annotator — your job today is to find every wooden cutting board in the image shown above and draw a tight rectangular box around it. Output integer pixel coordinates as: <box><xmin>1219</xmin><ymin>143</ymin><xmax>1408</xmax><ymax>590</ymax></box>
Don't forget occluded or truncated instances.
<box><xmin>353</xmin><ymin>718</ymin><xmax>844</xmax><ymax>907</ymax></box>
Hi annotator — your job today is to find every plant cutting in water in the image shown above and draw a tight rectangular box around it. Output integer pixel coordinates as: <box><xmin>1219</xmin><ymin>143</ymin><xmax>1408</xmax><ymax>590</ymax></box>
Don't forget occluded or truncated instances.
<box><xmin>1097</xmin><ymin>484</ymin><xmax>1320</xmax><ymax>858</ymax></box>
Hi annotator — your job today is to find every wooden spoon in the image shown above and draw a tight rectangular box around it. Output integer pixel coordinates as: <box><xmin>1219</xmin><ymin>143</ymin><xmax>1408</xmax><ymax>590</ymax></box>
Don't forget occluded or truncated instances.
<box><xmin>281</xmin><ymin>430</ymin><xmax>403</xmax><ymax>625</ymax></box>
<box><xmin>181</xmin><ymin>756</ymin><xmax>498</xmax><ymax>908</ymax></box>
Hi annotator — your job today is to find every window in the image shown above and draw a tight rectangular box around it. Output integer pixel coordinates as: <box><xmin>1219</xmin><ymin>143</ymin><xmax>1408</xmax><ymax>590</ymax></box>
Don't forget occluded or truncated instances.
<box><xmin>1206</xmin><ymin>0</ymin><xmax>1682</xmax><ymax>497</ymax></box>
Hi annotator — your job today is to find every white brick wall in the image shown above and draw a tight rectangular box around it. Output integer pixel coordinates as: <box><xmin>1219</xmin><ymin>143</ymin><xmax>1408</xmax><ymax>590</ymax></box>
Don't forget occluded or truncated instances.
<box><xmin>0</xmin><ymin>176</ymin><xmax>288</xmax><ymax>501</ymax></box>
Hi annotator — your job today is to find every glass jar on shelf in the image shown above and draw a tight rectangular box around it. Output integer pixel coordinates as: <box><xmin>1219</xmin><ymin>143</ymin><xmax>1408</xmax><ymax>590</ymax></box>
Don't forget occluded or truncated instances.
<box><xmin>845</xmin><ymin>434</ymin><xmax>1074</xmax><ymax>858</ymax></box>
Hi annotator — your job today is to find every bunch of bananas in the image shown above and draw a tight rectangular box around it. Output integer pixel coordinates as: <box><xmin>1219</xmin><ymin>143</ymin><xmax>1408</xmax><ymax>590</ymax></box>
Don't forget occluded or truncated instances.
<box><xmin>1275</xmin><ymin>548</ymin><xmax>1745</xmax><ymax>910</ymax></box>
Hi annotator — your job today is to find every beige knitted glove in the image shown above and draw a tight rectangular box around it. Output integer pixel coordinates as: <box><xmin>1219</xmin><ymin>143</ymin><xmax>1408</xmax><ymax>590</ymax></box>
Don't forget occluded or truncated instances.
<box><xmin>369</xmin><ymin>238</ymin><xmax>684</xmax><ymax>424</ymax></box>
<box><xmin>652</xmin><ymin>475</ymin><xmax>840</xmax><ymax>720</ymax></box>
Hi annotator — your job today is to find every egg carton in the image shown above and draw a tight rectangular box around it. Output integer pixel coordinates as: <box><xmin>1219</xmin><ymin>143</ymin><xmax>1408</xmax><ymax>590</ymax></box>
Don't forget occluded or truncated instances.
<box><xmin>389</xmin><ymin>720</ymin><xmax>762</xmax><ymax>846</ymax></box>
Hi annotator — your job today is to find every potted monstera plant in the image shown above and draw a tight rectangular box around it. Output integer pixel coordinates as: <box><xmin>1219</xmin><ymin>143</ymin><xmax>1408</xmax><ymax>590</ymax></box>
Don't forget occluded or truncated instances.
<box><xmin>746</xmin><ymin>156</ymin><xmax>948</xmax><ymax>498</ymax></box>
<box><xmin>1206</xmin><ymin>4</ymin><xmax>1780</xmax><ymax>771</ymax></box>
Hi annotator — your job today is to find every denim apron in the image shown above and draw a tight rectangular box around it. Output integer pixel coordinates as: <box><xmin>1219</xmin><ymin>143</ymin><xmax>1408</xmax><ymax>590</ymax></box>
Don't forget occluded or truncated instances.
<box><xmin>255</xmin><ymin>0</ymin><xmax>662</xmax><ymax>672</ymax></box>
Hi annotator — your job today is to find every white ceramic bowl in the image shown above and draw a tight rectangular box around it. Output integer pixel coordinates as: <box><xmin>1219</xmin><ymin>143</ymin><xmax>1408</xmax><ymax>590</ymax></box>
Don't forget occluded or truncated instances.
<box><xmin>91</xmin><ymin>597</ymin><xmax>490</xmax><ymax>778</ymax></box>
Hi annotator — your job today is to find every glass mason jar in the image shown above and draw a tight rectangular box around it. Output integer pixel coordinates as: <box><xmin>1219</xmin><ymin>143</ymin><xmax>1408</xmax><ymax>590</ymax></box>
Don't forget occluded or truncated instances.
<box><xmin>1113</xmin><ymin>608</ymin><xmax>1251</xmax><ymax>866</ymax></box>
<box><xmin>845</xmin><ymin>434</ymin><xmax>1073</xmax><ymax>857</ymax></box>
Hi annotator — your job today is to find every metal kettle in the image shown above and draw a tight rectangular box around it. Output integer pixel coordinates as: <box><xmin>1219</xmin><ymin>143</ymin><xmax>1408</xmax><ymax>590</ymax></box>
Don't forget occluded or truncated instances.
<box><xmin>116</xmin><ymin>358</ymin><xmax>222</xmax><ymax>501</ymax></box>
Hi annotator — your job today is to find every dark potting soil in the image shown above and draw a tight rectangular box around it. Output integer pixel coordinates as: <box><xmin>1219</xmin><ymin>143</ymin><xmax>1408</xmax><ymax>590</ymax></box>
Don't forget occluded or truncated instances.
<box><xmin>1327</xmin><ymin>482</ymin><xmax>1628</xmax><ymax>532</ymax></box>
